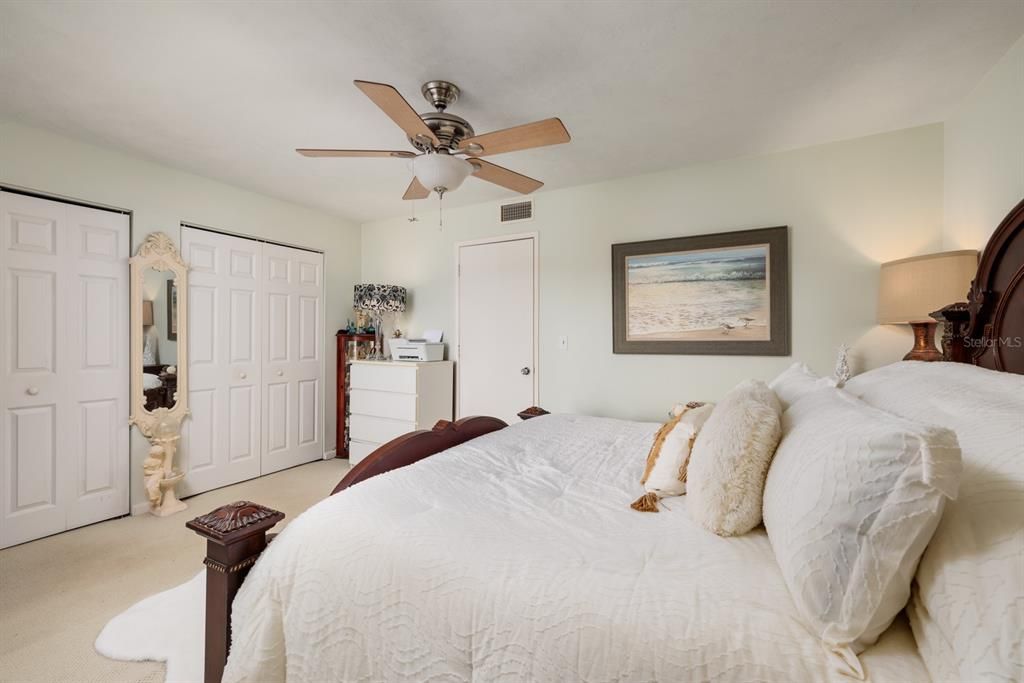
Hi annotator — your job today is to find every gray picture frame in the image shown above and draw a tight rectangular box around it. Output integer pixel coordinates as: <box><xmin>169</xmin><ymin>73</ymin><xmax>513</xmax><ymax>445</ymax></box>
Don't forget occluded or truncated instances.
<box><xmin>612</xmin><ymin>226</ymin><xmax>790</xmax><ymax>355</ymax></box>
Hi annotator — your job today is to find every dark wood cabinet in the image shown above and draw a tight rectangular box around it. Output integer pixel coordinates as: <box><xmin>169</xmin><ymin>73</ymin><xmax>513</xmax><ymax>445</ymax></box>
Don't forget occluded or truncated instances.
<box><xmin>335</xmin><ymin>332</ymin><xmax>375</xmax><ymax>458</ymax></box>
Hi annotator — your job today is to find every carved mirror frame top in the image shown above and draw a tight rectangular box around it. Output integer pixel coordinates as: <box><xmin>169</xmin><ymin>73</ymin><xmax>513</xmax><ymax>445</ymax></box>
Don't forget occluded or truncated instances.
<box><xmin>129</xmin><ymin>232</ymin><xmax>190</xmax><ymax>438</ymax></box>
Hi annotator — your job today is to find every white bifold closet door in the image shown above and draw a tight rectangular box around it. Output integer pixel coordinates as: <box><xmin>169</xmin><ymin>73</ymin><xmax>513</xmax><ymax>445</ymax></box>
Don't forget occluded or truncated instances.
<box><xmin>261</xmin><ymin>243</ymin><xmax>324</xmax><ymax>475</ymax></box>
<box><xmin>0</xmin><ymin>191</ymin><xmax>130</xmax><ymax>549</ymax></box>
<box><xmin>179</xmin><ymin>229</ymin><xmax>262</xmax><ymax>496</ymax></box>
<box><xmin>179</xmin><ymin>227</ymin><xmax>323</xmax><ymax>496</ymax></box>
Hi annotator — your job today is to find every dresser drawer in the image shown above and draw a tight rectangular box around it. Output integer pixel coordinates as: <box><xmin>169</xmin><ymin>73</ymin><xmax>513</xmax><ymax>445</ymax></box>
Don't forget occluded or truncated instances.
<box><xmin>349</xmin><ymin>439</ymin><xmax>381</xmax><ymax>466</ymax></box>
<box><xmin>350</xmin><ymin>414</ymin><xmax>417</xmax><ymax>444</ymax></box>
<box><xmin>350</xmin><ymin>363</ymin><xmax>417</xmax><ymax>394</ymax></box>
<box><xmin>350</xmin><ymin>388</ymin><xmax>417</xmax><ymax>422</ymax></box>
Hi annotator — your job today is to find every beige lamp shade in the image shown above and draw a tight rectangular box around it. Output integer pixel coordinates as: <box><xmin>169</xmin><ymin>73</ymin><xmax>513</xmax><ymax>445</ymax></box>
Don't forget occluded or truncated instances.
<box><xmin>142</xmin><ymin>299</ymin><xmax>154</xmax><ymax>326</ymax></box>
<box><xmin>877</xmin><ymin>250</ymin><xmax>978</xmax><ymax>324</ymax></box>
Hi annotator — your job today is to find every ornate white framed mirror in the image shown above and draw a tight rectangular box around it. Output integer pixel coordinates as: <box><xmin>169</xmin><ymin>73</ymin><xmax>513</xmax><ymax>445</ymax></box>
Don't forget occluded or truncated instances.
<box><xmin>129</xmin><ymin>232</ymin><xmax>190</xmax><ymax>517</ymax></box>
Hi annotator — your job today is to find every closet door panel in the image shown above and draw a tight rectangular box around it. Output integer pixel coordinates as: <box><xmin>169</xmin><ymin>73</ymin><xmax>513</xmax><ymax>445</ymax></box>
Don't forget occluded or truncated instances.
<box><xmin>0</xmin><ymin>193</ymin><xmax>68</xmax><ymax>547</ymax></box>
<box><xmin>0</xmin><ymin>193</ymin><xmax>129</xmax><ymax>547</ymax></box>
<box><xmin>261</xmin><ymin>243</ymin><xmax>323</xmax><ymax>474</ymax></box>
<box><xmin>65</xmin><ymin>204</ymin><xmax>129</xmax><ymax>529</ymax></box>
<box><xmin>180</xmin><ymin>228</ymin><xmax>261</xmax><ymax>496</ymax></box>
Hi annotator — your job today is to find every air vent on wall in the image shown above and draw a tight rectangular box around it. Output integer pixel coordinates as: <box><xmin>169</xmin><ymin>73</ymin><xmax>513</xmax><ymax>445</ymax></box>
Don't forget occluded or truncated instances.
<box><xmin>500</xmin><ymin>199</ymin><xmax>533</xmax><ymax>223</ymax></box>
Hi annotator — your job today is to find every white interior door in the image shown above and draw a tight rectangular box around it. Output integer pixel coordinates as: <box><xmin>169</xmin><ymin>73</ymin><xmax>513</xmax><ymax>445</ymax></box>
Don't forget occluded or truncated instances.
<box><xmin>261</xmin><ymin>243</ymin><xmax>323</xmax><ymax>474</ymax></box>
<box><xmin>0</xmin><ymin>191</ymin><xmax>129</xmax><ymax>548</ymax></box>
<box><xmin>65</xmin><ymin>204</ymin><xmax>130</xmax><ymax>529</ymax></box>
<box><xmin>456</xmin><ymin>236</ymin><xmax>536</xmax><ymax>424</ymax></box>
<box><xmin>180</xmin><ymin>228</ymin><xmax>262</xmax><ymax>495</ymax></box>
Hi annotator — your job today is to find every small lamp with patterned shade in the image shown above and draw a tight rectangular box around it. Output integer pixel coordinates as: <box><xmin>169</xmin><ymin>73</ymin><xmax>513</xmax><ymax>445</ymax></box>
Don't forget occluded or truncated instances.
<box><xmin>353</xmin><ymin>284</ymin><xmax>407</xmax><ymax>360</ymax></box>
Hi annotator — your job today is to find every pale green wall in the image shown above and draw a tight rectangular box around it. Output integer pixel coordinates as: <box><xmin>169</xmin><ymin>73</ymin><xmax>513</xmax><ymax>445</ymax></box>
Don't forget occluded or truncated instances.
<box><xmin>361</xmin><ymin>125</ymin><xmax>944</xmax><ymax>421</ymax></box>
<box><xmin>944</xmin><ymin>33</ymin><xmax>1024</xmax><ymax>249</ymax></box>
<box><xmin>0</xmin><ymin>118</ymin><xmax>361</xmax><ymax>511</ymax></box>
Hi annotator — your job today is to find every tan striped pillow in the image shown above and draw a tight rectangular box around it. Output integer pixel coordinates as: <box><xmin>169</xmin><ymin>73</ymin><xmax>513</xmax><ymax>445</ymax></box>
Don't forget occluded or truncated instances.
<box><xmin>631</xmin><ymin>402</ymin><xmax>714</xmax><ymax>512</ymax></box>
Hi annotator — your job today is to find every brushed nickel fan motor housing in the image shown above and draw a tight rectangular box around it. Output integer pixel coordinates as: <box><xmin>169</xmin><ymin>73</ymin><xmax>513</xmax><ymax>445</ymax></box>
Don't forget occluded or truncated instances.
<box><xmin>409</xmin><ymin>80</ymin><xmax>475</xmax><ymax>152</ymax></box>
<box><xmin>421</xmin><ymin>80</ymin><xmax>460</xmax><ymax>110</ymax></box>
<box><xmin>413</xmin><ymin>111</ymin><xmax>475</xmax><ymax>152</ymax></box>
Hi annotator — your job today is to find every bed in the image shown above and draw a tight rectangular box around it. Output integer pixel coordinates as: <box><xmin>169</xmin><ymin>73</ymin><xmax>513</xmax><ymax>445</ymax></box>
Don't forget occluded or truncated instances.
<box><xmin>188</xmin><ymin>198</ymin><xmax>1024</xmax><ymax>683</ymax></box>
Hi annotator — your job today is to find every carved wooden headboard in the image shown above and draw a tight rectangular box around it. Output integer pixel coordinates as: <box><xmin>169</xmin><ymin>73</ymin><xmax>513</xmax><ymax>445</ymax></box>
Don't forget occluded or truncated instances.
<box><xmin>933</xmin><ymin>197</ymin><xmax>1024</xmax><ymax>374</ymax></box>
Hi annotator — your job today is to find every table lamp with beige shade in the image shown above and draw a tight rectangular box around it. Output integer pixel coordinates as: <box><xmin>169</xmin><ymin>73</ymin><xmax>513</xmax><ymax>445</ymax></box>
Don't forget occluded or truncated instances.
<box><xmin>878</xmin><ymin>250</ymin><xmax>978</xmax><ymax>361</ymax></box>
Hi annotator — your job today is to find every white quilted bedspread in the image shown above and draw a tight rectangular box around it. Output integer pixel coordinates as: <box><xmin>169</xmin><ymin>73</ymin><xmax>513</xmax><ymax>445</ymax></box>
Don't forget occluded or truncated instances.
<box><xmin>224</xmin><ymin>414</ymin><xmax>928</xmax><ymax>683</ymax></box>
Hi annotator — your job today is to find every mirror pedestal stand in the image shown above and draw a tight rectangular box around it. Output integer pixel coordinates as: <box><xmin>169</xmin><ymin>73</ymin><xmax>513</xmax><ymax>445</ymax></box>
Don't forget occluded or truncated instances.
<box><xmin>142</xmin><ymin>422</ymin><xmax>187</xmax><ymax>517</ymax></box>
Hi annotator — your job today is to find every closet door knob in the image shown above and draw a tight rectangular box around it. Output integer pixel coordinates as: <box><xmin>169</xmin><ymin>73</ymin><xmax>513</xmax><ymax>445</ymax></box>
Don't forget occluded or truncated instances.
<box><xmin>26</xmin><ymin>387</ymin><xmax>39</xmax><ymax>396</ymax></box>
<box><xmin>239</xmin><ymin>372</ymin><xmax>247</xmax><ymax>379</ymax></box>
<box><xmin>520</xmin><ymin>367</ymin><xmax>531</xmax><ymax>376</ymax></box>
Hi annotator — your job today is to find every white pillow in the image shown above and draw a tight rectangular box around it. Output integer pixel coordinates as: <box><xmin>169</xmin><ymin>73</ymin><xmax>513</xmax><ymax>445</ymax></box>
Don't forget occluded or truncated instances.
<box><xmin>687</xmin><ymin>380</ymin><xmax>782</xmax><ymax>536</ymax></box>
<box><xmin>844</xmin><ymin>361</ymin><xmax>1024</xmax><ymax>683</ymax></box>
<box><xmin>641</xmin><ymin>403</ymin><xmax>715</xmax><ymax>497</ymax></box>
<box><xmin>762</xmin><ymin>386</ymin><xmax>961</xmax><ymax>678</ymax></box>
<box><xmin>768</xmin><ymin>362</ymin><xmax>835</xmax><ymax>409</ymax></box>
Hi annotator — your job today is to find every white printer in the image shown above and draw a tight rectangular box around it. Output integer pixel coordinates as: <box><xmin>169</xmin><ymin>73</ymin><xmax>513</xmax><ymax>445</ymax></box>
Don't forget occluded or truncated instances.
<box><xmin>388</xmin><ymin>338</ymin><xmax>445</xmax><ymax>362</ymax></box>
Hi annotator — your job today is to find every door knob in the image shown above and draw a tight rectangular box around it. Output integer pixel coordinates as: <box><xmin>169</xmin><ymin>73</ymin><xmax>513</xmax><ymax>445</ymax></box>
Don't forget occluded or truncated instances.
<box><xmin>521</xmin><ymin>367</ymin><xmax>531</xmax><ymax>376</ymax></box>
<box><xmin>240</xmin><ymin>372</ymin><xmax>247</xmax><ymax>379</ymax></box>
<box><xmin>26</xmin><ymin>387</ymin><xmax>39</xmax><ymax>396</ymax></box>
<box><xmin>277</xmin><ymin>370</ymin><xmax>284</xmax><ymax>377</ymax></box>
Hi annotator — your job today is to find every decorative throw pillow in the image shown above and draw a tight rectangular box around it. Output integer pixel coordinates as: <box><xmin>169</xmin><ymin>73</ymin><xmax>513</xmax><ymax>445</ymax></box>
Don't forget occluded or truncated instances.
<box><xmin>630</xmin><ymin>402</ymin><xmax>714</xmax><ymax>512</ymax></box>
<box><xmin>686</xmin><ymin>380</ymin><xmax>782</xmax><ymax>535</ymax></box>
<box><xmin>762</xmin><ymin>386</ymin><xmax>962</xmax><ymax>679</ymax></box>
<box><xmin>768</xmin><ymin>362</ymin><xmax>835</xmax><ymax>409</ymax></box>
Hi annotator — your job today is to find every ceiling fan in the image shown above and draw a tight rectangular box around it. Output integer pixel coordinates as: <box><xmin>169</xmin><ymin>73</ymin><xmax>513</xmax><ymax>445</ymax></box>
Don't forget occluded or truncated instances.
<box><xmin>297</xmin><ymin>80</ymin><xmax>570</xmax><ymax>200</ymax></box>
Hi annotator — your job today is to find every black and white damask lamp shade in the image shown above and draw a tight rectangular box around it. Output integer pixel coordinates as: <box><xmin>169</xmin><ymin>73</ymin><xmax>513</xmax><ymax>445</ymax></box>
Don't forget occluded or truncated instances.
<box><xmin>353</xmin><ymin>284</ymin><xmax>406</xmax><ymax>313</ymax></box>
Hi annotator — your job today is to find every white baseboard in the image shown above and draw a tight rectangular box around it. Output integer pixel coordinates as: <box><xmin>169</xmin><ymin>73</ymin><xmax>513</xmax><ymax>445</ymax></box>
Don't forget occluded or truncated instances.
<box><xmin>323</xmin><ymin>448</ymin><xmax>336</xmax><ymax>460</ymax></box>
<box><xmin>131</xmin><ymin>501</ymin><xmax>152</xmax><ymax>516</ymax></box>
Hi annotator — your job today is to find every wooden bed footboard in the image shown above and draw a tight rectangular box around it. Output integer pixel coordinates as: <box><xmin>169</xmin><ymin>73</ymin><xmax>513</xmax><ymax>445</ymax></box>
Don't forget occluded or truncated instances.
<box><xmin>331</xmin><ymin>414</ymin><xmax>508</xmax><ymax>494</ymax></box>
<box><xmin>187</xmin><ymin>414</ymin><xmax>511</xmax><ymax>682</ymax></box>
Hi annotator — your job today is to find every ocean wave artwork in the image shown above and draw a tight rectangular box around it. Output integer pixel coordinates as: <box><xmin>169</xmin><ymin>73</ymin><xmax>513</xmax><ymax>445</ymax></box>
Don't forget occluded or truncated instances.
<box><xmin>626</xmin><ymin>244</ymin><xmax>770</xmax><ymax>340</ymax></box>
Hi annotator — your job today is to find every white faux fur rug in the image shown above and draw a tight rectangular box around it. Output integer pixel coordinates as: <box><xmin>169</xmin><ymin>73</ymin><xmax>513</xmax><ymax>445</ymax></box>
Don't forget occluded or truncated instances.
<box><xmin>95</xmin><ymin>571</ymin><xmax>205</xmax><ymax>682</ymax></box>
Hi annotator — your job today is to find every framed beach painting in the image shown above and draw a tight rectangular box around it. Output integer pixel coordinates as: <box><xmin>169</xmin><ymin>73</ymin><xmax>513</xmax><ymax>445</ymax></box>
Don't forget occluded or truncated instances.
<box><xmin>612</xmin><ymin>226</ymin><xmax>789</xmax><ymax>355</ymax></box>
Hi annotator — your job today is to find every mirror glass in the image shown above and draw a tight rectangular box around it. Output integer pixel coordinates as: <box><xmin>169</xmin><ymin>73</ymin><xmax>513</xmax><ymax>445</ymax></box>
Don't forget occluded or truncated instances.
<box><xmin>140</xmin><ymin>267</ymin><xmax>180</xmax><ymax>412</ymax></box>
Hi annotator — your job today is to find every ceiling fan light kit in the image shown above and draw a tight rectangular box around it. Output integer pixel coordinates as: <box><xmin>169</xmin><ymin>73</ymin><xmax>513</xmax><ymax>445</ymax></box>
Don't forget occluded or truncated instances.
<box><xmin>410</xmin><ymin>153</ymin><xmax>474</xmax><ymax>194</ymax></box>
<box><xmin>297</xmin><ymin>79</ymin><xmax>570</xmax><ymax>202</ymax></box>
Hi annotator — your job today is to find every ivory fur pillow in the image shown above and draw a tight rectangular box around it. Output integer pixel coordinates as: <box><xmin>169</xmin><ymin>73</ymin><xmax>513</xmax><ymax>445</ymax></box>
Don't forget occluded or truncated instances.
<box><xmin>631</xmin><ymin>402</ymin><xmax>714</xmax><ymax>512</ymax></box>
<box><xmin>686</xmin><ymin>380</ymin><xmax>782</xmax><ymax>536</ymax></box>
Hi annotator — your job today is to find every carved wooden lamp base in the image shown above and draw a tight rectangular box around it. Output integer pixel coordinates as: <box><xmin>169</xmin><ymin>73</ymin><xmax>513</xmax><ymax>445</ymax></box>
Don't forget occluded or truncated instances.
<box><xmin>904</xmin><ymin>321</ymin><xmax>943</xmax><ymax>362</ymax></box>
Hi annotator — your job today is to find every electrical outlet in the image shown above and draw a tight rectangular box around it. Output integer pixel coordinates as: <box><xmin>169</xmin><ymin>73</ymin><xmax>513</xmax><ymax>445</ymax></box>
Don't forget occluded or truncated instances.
<box><xmin>558</xmin><ymin>335</ymin><xmax>568</xmax><ymax>350</ymax></box>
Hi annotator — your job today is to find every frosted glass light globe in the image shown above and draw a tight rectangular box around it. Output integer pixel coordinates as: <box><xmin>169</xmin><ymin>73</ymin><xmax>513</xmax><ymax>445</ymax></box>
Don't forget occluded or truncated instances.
<box><xmin>410</xmin><ymin>154</ymin><xmax>473</xmax><ymax>193</ymax></box>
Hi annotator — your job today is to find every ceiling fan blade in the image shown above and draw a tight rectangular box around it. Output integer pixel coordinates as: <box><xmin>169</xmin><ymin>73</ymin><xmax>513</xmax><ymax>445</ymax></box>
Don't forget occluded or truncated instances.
<box><xmin>402</xmin><ymin>177</ymin><xmax>430</xmax><ymax>200</ymax></box>
<box><xmin>460</xmin><ymin>118</ymin><xmax>569</xmax><ymax>157</ymax></box>
<box><xmin>296</xmin><ymin>148</ymin><xmax>415</xmax><ymax>158</ymax></box>
<box><xmin>469</xmin><ymin>159</ymin><xmax>543</xmax><ymax>194</ymax></box>
<box><xmin>354</xmin><ymin>80</ymin><xmax>440</xmax><ymax>147</ymax></box>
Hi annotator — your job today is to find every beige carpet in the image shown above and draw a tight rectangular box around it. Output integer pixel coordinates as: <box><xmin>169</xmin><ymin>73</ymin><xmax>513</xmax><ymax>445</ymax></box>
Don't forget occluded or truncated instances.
<box><xmin>0</xmin><ymin>458</ymin><xmax>349</xmax><ymax>683</ymax></box>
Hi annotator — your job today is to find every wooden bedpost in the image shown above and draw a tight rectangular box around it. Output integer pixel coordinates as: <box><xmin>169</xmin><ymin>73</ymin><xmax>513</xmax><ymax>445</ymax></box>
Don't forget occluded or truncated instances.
<box><xmin>931</xmin><ymin>302</ymin><xmax>972</xmax><ymax>363</ymax></box>
<box><xmin>187</xmin><ymin>501</ymin><xmax>284</xmax><ymax>683</ymax></box>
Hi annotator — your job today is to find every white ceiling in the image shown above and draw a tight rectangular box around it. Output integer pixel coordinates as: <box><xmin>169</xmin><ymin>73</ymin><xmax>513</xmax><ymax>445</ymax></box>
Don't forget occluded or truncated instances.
<box><xmin>1</xmin><ymin>1</ymin><xmax>1022</xmax><ymax>224</ymax></box>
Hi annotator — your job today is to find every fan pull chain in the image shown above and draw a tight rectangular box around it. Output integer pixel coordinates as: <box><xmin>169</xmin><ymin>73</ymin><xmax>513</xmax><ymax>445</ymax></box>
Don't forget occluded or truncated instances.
<box><xmin>408</xmin><ymin>200</ymin><xmax>418</xmax><ymax>223</ymax></box>
<box><xmin>438</xmin><ymin>190</ymin><xmax>444</xmax><ymax>230</ymax></box>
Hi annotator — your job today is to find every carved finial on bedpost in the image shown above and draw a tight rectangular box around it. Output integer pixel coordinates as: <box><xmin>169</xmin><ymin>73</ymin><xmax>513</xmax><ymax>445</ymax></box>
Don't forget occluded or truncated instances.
<box><xmin>187</xmin><ymin>502</ymin><xmax>284</xmax><ymax>683</ymax></box>
<box><xmin>931</xmin><ymin>303</ymin><xmax>971</xmax><ymax>363</ymax></box>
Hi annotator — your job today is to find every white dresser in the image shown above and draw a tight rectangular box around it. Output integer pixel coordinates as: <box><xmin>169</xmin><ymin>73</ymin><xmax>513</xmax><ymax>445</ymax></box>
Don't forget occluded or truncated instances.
<box><xmin>348</xmin><ymin>360</ymin><xmax>454</xmax><ymax>465</ymax></box>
